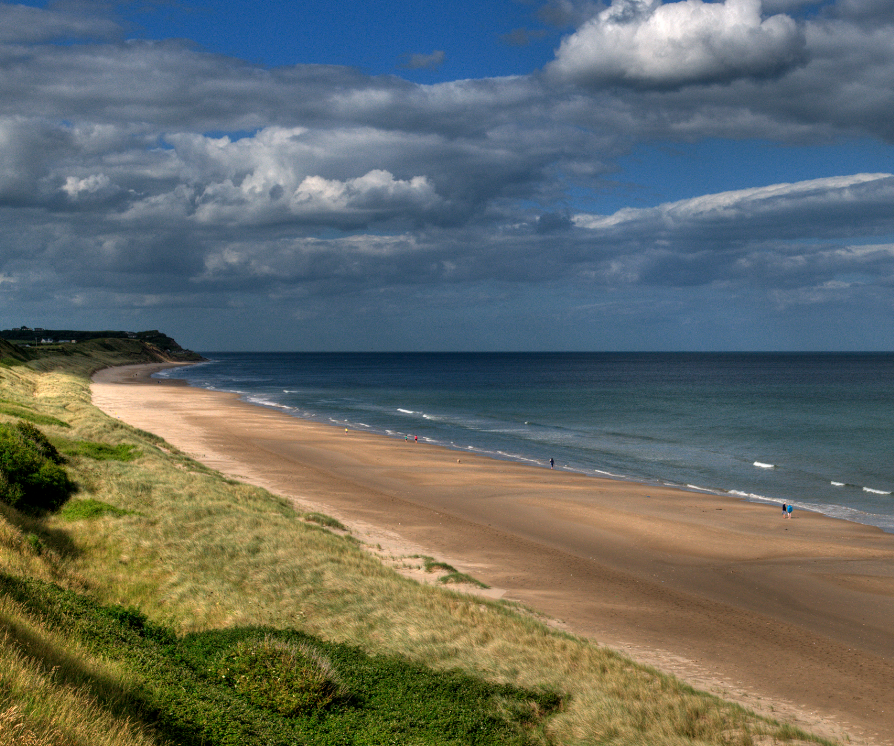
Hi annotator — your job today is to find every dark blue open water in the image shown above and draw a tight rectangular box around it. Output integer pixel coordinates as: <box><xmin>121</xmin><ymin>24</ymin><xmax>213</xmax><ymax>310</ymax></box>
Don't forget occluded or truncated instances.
<box><xmin>156</xmin><ymin>352</ymin><xmax>894</xmax><ymax>533</ymax></box>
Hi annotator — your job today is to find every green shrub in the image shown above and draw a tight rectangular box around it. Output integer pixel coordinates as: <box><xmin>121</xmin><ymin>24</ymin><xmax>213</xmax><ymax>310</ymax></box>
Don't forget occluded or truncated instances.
<box><xmin>12</xmin><ymin>422</ymin><xmax>64</xmax><ymax>465</ymax></box>
<box><xmin>0</xmin><ymin>422</ymin><xmax>75</xmax><ymax>513</ymax></box>
<box><xmin>25</xmin><ymin>532</ymin><xmax>43</xmax><ymax>555</ymax></box>
<box><xmin>100</xmin><ymin>603</ymin><xmax>174</xmax><ymax>645</ymax></box>
<box><xmin>214</xmin><ymin>637</ymin><xmax>343</xmax><ymax>716</ymax></box>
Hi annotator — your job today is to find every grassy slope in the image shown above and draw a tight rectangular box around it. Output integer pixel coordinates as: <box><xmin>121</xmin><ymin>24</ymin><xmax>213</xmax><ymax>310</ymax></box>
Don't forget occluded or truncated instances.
<box><xmin>0</xmin><ymin>342</ymin><xmax>833</xmax><ymax>745</ymax></box>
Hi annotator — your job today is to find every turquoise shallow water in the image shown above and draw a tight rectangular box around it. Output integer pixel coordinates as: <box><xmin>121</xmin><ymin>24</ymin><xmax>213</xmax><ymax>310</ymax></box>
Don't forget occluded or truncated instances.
<box><xmin>157</xmin><ymin>352</ymin><xmax>894</xmax><ymax>533</ymax></box>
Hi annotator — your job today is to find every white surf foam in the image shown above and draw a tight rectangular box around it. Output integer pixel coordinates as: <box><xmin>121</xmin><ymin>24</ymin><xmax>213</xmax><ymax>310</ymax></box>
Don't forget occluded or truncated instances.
<box><xmin>729</xmin><ymin>490</ymin><xmax>775</xmax><ymax>503</ymax></box>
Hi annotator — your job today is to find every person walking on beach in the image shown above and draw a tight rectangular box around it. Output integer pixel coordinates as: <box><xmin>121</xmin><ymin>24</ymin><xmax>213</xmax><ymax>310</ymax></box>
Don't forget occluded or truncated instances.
<box><xmin>782</xmin><ymin>503</ymin><xmax>787</xmax><ymax>518</ymax></box>
<box><xmin>787</xmin><ymin>504</ymin><xmax>793</xmax><ymax>519</ymax></box>
<box><xmin>549</xmin><ymin>458</ymin><xmax>554</xmax><ymax>469</ymax></box>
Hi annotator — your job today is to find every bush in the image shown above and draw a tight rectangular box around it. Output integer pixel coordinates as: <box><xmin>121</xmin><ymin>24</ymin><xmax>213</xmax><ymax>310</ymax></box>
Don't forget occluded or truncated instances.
<box><xmin>214</xmin><ymin>637</ymin><xmax>344</xmax><ymax>717</ymax></box>
<box><xmin>0</xmin><ymin>422</ymin><xmax>75</xmax><ymax>513</ymax></box>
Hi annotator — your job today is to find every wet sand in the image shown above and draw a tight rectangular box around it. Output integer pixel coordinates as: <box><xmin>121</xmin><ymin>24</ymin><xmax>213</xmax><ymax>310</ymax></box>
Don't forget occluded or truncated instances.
<box><xmin>91</xmin><ymin>364</ymin><xmax>894</xmax><ymax>745</ymax></box>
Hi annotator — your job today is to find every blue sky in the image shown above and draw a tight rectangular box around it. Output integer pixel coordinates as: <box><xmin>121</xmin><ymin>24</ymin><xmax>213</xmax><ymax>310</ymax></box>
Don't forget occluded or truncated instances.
<box><xmin>120</xmin><ymin>0</ymin><xmax>564</xmax><ymax>80</ymax></box>
<box><xmin>2</xmin><ymin>0</ymin><xmax>894</xmax><ymax>350</ymax></box>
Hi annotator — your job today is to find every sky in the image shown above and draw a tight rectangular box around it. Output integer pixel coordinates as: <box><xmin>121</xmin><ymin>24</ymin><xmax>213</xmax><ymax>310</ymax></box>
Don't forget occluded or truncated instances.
<box><xmin>2</xmin><ymin>0</ymin><xmax>894</xmax><ymax>351</ymax></box>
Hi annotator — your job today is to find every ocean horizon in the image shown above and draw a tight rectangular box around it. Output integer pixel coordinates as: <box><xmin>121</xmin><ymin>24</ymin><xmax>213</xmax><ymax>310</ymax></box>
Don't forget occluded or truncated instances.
<box><xmin>156</xmin><ymin>351</ymin><xmax>894</xmax><ymax>534</ymax></box>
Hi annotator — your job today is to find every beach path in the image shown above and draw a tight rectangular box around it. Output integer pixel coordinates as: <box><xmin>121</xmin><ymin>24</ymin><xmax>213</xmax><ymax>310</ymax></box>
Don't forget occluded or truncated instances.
<box><xmin>91</xmin><ymin>364</ymin><xmax>894</xmax><ymax>746</ymax></box>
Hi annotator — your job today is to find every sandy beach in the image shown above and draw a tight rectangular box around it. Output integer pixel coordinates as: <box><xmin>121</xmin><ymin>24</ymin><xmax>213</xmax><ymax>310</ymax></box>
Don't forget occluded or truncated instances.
<box><xmin>91</xmin><ymin>364</ymin><xmax>894</xmax><ymax>746</ymax></box>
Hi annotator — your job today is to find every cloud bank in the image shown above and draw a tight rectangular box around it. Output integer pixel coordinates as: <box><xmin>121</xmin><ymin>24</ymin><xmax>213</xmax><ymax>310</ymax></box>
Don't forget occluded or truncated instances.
<box><xmin>1</xmin><ymin>0</ymin><xmax>894</xmax><ymax>350</ymax></box>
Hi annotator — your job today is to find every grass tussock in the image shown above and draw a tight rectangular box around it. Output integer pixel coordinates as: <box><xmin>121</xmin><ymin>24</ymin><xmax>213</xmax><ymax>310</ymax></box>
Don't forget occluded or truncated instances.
<box><xmin>303</xmin><ymin>511</ymin><xmax>348</xmax><ymax>531</ymax></box>
<box><xmin>440</xmin><ymin>571</ymin><xmax>490</xmax><ymax>588</ymax></box>
<box><xmin>0</xmin><ymin>355</ymin><xmax>839</xmax><ymax>745</ymax></box>
<box><xmin>418</xmin><ymin>554</ymin><xmax>458</xmax><ymax>574</ymax></box>
<box><xmin>415</xmin><ymin>554</ymin><xmax>491</xmax><ymax>588</ymax></box>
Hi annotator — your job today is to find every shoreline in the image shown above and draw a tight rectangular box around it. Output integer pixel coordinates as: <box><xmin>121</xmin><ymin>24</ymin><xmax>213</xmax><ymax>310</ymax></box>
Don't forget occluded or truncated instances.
<box><xmin>91</xmin><ymin>363</ymin><xmax>894</xmax><ymax>746</ymax></box>
<box><xmin>148</xmin><ymin>359</ymin><xmax>894</xmax><ymax>537</ymax></box>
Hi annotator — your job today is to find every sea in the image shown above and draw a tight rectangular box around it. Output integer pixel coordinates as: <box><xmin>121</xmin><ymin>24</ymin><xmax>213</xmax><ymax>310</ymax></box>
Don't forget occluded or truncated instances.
<box><xmin>154</xmin><ymin>352</ymin><xmax>894</xmax><ymax>534</ymax></box>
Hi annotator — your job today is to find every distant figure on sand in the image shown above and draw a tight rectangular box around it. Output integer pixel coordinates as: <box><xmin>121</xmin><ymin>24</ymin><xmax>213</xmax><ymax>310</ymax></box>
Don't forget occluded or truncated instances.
<box><xmin>549</xmin><ymin>458</ymin><xmax>554</xmax><ymax>469</ymax></box>
<box><xmin>782</xmin><ymin>503</ymin><xmax>787</xmax><ymax>517</ymax></box>
<box><xmin>787</xmin><ymin>504</ymin><xmax>793</xmax><ymax>519</ymax></box>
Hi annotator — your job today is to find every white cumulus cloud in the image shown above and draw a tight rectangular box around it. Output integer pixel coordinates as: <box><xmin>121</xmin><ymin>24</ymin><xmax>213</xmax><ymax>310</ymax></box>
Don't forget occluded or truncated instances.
<box><xmin>291</xmin><ymin>170</ymin><xmax>439</xmax><ymax>214</ymax></box>
<box><xmin>549</xmin><ymin>0</ymin><xmax>806</xmax><ymax>88</ymax></box>
<box><xmin>151</xmin><ymin>128</ymin><xmax>446</xmax><ymax>228</ymax></box>
<box><xmin>61</xmin><ymin>173</ymin><xmax>111</xmax><ymax>198</ymax></box>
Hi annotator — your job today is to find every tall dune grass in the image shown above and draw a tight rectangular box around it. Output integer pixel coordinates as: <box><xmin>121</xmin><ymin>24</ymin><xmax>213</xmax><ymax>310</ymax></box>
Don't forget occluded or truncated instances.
<box><xmin>0</xmin><ymin>595</ymin><xmax>167</xmax><ymax>746</ymax></box>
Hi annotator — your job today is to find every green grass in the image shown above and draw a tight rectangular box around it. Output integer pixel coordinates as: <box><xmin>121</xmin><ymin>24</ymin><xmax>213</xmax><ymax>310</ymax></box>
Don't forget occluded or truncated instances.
<box><xmin>0</xmin><ymin>574</ymin><xmax>560</xmax><ymax>746</ymax></box>
<box><xmin>0</xmin><ymin>403</ymin><xmax>70</xmax><ymax>428</ymax></box>
<box><xmin>60</xmin><ymin>498</ymin><xmax>134</xmax><ymax>521</ymax></box>
<box><xmin>57</xmin><ymin>440</ymin><xmax>140</xmax><ymax>462</ymax></box>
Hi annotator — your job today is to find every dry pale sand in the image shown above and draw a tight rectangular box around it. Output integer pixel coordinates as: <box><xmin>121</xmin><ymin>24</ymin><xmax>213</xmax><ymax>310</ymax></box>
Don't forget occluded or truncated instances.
<box><xmin>92</xmin><ymin>364</ymin><xmax>894</xmax><ymax>746</ymax></box>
